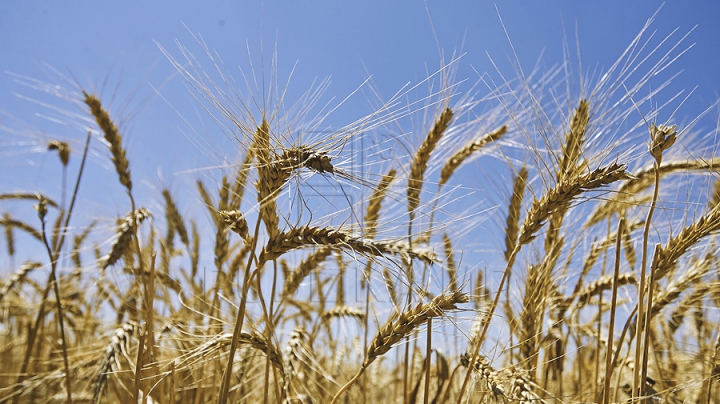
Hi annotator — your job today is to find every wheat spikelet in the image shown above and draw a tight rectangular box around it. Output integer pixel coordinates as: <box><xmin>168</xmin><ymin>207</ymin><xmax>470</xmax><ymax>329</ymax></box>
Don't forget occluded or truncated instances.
<box><xmin>280</xmin><ymin>145</ymin><xmax>335</xmax><ymax>174</ymax></box>
<box><xmin>439</xmin><ymin>124</ymin><xmax>507</xmax><ymax>187</ymax></box>
<box><xmin>407</xmin><ymin>108</ymin><xmax>453</xmax><ymax>214</ymax></box>
<box><xmin>649</xmin><ymin>123</ymin><xmax>678</xmax><ymax>162</ymax></box>
<box><xmin>383</xmin><ymin>267</ymin><xmax>398</xmax><ymax>306</ymax></box>
<box><xmin>365</xmin><ymin>291</ymin><xmax>467</xmax><ymax>366</ymax></box>
<box><xmin>83</xmin><ymin>92</ymin><xmax>132</xmax><ymax>191</ymax></box>
<box><xmin>283</xmin><ymin>327</ymin><xmax>310</xmax><ymax>397</ymax></box>
<box><xmin>260</xmin><ymin>225</ymin><xmax>438</xmax><ymax>265</ymax></box>
<box><xmin>505</xmin><ymin>166</ymin><xmax>528</xmax><ymax>261</ymax></box>
<box><xmin>102</xmin><ymin>208</ymin><xmax>150</xmax><ymax>269</ymax></box>
<box><xmin>620</xmin><ymin>218</ymin><xmax>639</xmax><ymax>269</ymax></box>
<box><xmin>710</xmin><ymin>176</ymin><xmax>720</xmax><ymax>208</ymax></box>
<box><xmin>518</xmin><ymin>239</ymin><xmax>561</xmax><ymax>371</ymax></box>
<box><xmin>543</xmin><ymin>100</ymin><xmax>589</xmax><ymax>253</ymax></box>
<box><xmin>173</xmin><ymin>332</ymin><xmax>284</xmax><ymax>374</ymax></box>
<box><xmin>253</xmin><ymin>118</ymin><xmax>283</xmax><ymax>240</ymax></box>
<box><xmin>519</xmin><ymin>162</ymin><xmax>631</xmax><ymax>246</ymax></box>
<box><xmin>668</xmin><ymin>282</ymin><xmax>711</xmax><ymax>335</ymax></box>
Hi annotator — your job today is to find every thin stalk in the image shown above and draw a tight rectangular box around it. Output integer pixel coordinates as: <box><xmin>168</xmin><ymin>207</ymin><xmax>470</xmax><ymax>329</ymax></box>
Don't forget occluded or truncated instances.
<box><xmin>595</xmin><ymin>219</ymin><xmax>611</xmax><ymax>402</ymax></box>
<box><xmin>423</xmin><ymin>319</ymin><xmax>432</xmax><ymax>404</ymax></box>
<box><xmin>404</xmin><ymin>214</ymin><xmax>415</xmax><ymax>404</ymax></box>
<box><xmin>15</xmin><ymin>132</ymin><xmax>90</xmax><ymax>403</ymax></box>
<box><xmin>263</xmin><ymin>260</ymin><xmax>280</xmax><ymax>404</ymax></box>
<box><xmin>640</xmin><ymin>245</ymin><xmax>662</xmax><ymax>396</ymax></box>
<box><xmin>218</xmin><ymin>218</ymin><xmax>262</xmax><ymax>404</ymax></box>
<box><xmin>602</xmin><ymin>218</ymin><xmax>625</xmax><ymax>404</ymax></box>
<box><xmin>133</xmin><ymin>325</ymin><xmax>146</xmax><ymax>403</ymax></box>
<box><xmin>39</xmin><ymin>216</ymin><xmax>73</xmax><ymax>404</ymax></box>
<box><xmin>633</xmin><ymin>160</ymin><xmax>661</xmax><ymax>399</ymax></box>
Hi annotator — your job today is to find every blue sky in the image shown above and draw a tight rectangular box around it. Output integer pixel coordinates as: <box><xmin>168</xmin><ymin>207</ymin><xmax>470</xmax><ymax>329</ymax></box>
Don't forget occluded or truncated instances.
<box><xmin>1</xmin><ymin>1</ymin><xmax>720</xmax><ymax>276</ymax></box>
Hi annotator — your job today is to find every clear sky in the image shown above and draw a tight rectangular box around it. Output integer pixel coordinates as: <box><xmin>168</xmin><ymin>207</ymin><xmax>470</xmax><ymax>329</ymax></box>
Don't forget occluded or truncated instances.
<box><xmin>1</xmin><ymin>1</ymin><xmax>720</xmax><ymax>275</ymax></box>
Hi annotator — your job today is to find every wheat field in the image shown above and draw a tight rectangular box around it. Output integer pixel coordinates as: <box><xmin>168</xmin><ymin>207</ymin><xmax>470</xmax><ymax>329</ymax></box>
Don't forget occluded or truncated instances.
<box><xmin>2</xmin><ymin>11</ymin><xmax>720</xmax><ymax>404</ymax></box>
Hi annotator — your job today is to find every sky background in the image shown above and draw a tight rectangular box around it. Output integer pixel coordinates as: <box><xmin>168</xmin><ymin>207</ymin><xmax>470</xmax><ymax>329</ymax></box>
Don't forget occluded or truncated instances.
<box><xmin>1</xmin><ymin>2</ymin><xmax>720</xmax><ymax>292</ymax></box>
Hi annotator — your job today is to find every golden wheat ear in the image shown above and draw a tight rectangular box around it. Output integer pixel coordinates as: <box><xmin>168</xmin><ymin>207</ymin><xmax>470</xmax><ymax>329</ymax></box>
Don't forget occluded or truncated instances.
<box><xmin>83</xmin><ymin>92</ymin><xmax>132</xmax><ymax>192</ymax></box>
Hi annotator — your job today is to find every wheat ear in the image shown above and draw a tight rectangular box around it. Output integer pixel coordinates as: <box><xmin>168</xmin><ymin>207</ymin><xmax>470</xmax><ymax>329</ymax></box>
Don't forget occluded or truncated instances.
<box><xmin>407</xmin><ymin>108</ymin><xmax>453</xmax><ymax>214</ymax></box>
<box><xmin>330</xmin><ymin>291</ymin><xmax>468</xmax><ymax>404</ymax></box>
<box><xmin>439</xmin><ymin>124</ymin><xmax>507</xmax><ymax>187</ymax></box>
<box><xmin>0</xmin><ymin>261</ymin><xmax>42</xmax><ymax>304</ymax></box>
<box><xmin>83</xmin><ymin>92</ymin><xmax>132</xmax><ymax>191</ymax></box>
<box><xmin>259</xmin><ymin>225</ymin><xmax>438</xmax><ymax>265</ymax></box>
<box><xmin>653</xmin><ymin>202</ymin><xmax>720</xmax><ymax>280</ymax></box>
<box><xmin>101</xmin><ymin>209</ymin><xmax>150</xmax><ymax>269</ymax></box>
<box><xmin>519</xmin><ymin>162</ymin><xmax>632</xmax><ymax>246</ymax></box>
